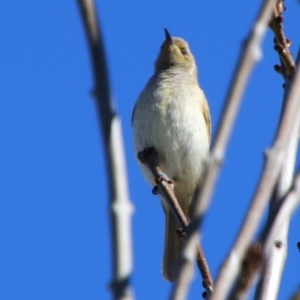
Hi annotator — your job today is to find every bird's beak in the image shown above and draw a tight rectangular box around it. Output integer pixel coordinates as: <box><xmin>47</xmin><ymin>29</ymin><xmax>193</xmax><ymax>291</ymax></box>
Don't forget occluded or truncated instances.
<box><xmin>164</xmin><ymin>28</ymin><xmax>173</xmax><ymax>44</ymax></box>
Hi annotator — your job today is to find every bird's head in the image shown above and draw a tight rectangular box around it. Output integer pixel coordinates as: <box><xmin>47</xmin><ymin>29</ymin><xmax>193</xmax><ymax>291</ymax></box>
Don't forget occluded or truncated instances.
<box><xmin>155</xmin><ymin>29</ymin><xmax>197</xmax><ymax>75</ymax></box>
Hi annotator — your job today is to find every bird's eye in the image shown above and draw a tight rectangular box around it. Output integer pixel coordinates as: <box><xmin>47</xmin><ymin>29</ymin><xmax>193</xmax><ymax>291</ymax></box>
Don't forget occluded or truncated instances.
<box><xmin>181</xmin><ymin>48</ymin><xmax>187</xmax><ymax>56</ymax></box>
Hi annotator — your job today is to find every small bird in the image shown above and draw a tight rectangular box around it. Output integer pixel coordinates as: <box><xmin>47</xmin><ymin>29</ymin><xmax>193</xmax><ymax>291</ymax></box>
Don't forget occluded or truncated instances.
<box><xmin>132</xmin><ymin>29</ymin><xmax>211</xmax><ymax>282</ymax></box>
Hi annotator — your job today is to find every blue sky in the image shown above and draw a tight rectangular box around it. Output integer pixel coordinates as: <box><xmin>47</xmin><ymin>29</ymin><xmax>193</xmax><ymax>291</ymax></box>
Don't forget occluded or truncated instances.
<box><xmin>1</xmin><ymin>1</ymin><xmax>300</xmax><ymax>299</ymax></box>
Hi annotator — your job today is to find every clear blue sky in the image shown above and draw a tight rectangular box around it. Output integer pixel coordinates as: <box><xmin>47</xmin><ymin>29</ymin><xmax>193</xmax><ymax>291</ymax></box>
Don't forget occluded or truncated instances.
<box><xmin>1</xmin><ymin>1</ymin><xmax>300</xmax><ymax>299</ymax></box>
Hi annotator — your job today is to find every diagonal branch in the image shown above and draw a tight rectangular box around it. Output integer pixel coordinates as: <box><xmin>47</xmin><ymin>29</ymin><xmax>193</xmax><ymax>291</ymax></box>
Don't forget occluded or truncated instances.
<box><xmin>138</xmin><ymin>149</ymin><xmax>213</xmax><ymax>296</ymax></box>
<box><xmin>213</xmin><ymin>50</ymin><xmax>300</xmax><ymax>300</ymax></box>
<box><xmin>263</xmin><ymin>171</ymin><xmax>300</xmax><ymax>257</ymax></box>
<box><xmin>77</xmin><ymin>1</ymin><xmax>134</xmax><ymax>299</ymax></box>
<box><xmin>271</xmin><ymin>0</ymin><xmax>295</xmax><ymax>79</ymax></box>
<box><xmin>228</xmin><ymin>171</ymin><xmax>300</xmax><ymax>299</ymax></box>
<box><xmin>171</xmin><ymin>1</ymin><xmax>279</xmax><ymax>299</ymax></box>
<box><xmin>254</xmin><ymin>3</ymin><xmax>299</xmax><ymax>298</ymax></box>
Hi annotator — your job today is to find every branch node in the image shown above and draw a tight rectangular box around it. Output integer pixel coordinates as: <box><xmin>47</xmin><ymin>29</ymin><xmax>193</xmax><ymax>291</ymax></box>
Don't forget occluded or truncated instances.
<box><xmin>276</xmin><ymin>4</ymin><xmax>284</xmax><ymax>14</ymax></box>
<box><xmin>286</xmin><ymin>38</ymin><xmax>292</xmax><ymax>47</ymax></box>
<box><xmin>152</xmin><ymin>186</ymin><xmax>158</xmax><ymax>195</ymax></box>
<box><xmin>275</xmin><ymin>15</ymin><xmax>283</xmax><ymax>24</ymax></box>
<box><xmin>274</xmin><ymin>64</ymin><xmax>282</xmax><ymax>73</ymax></box>
<box><xmin>275</xmin><ymin>240</ymin><xmax>283</xmax><ymax>248</ymax></box>
<box><xmin>274</xmin><ymin>44</ymin><xmax>284</xmax><ymax>54</ymax></box>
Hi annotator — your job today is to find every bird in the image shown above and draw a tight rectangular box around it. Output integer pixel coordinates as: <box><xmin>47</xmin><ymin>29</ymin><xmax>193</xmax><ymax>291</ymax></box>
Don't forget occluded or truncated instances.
<box><xmin>132</xmin><ymin>29</ymin><xmax>211</xmax><ymax>282</ymax></box>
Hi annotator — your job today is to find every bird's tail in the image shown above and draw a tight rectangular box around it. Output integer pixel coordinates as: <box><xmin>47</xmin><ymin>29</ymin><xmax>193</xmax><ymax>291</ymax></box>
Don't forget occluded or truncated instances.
<box><xmin>163</xmin><ymin>209</ymin><xmax>181</xmax><ymax>281</ymax></box>
<box><xmin>162</xmin><ymin>209</ymin><xmax>190</xmax><ymax>282</ymax></box>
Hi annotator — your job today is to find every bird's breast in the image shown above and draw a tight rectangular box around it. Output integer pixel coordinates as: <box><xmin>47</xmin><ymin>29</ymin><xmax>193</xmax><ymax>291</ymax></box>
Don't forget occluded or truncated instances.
<box><xmin>133</xmin><ymin>80</ymin><xmax>210</xmax><ymax>187</ymax></box>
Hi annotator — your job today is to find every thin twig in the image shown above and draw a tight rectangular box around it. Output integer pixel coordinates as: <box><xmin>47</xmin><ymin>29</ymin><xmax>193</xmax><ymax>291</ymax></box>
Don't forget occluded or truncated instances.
<box><xmin>171</xmin><ymin>1</ymin><xmax>278</xmax><ymax>299</ymax></box>
<box><xmin>77</xmin><ymin>1</ymin><xmax>134</xmax><ymax>299</ymax></box>
<box><xmin>138</xmin><ymin>150</ymin><xmax>213</xmax><ymax>295</ymax></box>
<box><xmin>271</xmin><ymin>0</ymin><xmax>295</xmax><ymax>79</ymax></box>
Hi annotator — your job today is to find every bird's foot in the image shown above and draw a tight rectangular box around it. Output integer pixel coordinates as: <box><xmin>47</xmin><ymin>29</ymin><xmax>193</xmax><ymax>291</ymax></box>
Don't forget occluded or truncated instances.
<box><xmin>155</xmin><ymin>171</ymin><xmax>174</xmax><ymax>185</ymax></box>
<box><xmin>152</xmin><ymin>171</ymin><xmax>174</xmax><ymax>194</ymax></box>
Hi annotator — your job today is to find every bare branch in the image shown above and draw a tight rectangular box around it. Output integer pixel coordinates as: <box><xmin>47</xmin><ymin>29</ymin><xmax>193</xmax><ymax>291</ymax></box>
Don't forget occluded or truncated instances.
<box><xmin>138</xmin><ymin>149</ymin><xmax>213</xmax><ymax>297</ymax></box>
<box><xmin>77</xmin><ymin>1</ymin><xmax>134</xmax><ymax>299</ymax></box>
<box><xmin>212</xmin><ymin>52</ymin><xmax>300</xmax><ymax>300</ymax></box>
<box><xmin>171</xmin><ymin>0</ymin><xmax>278</xmax><ymax>299</ymax></box>
<box><xmin>271</xmin><ymin>1</ymin><xmax>295</xmax><ymax>79</ymax></box>
<box><xmin>194</xmin><ymin>0</ymin><xmax>277</xmax><ymax>225</ymax></box>
<box><xmin>254</xmin><ymin>4</ymin><xmax>299</xmax><ymax>298</ymax></box>
<box><xmin>228</xmin><ymin>170</ymin><xmax>300</xmax><ymax>299</ymax></box>
<box><xmin>263</xmin><ymin>171</ymin><xmax>300</xmax><ymax>258</ymax></box>
<box><xmin>254</xmin><ymin>159</ymin><xmax>300</xmax><ymax>299</ymax></box>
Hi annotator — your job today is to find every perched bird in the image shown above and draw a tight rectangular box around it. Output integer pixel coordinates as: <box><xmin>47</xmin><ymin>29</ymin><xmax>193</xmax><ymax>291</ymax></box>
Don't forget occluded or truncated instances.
<box><xmin>132</xmin><ymin>29</ymin><xmax>211</xmax><ymax>282</ymax></box>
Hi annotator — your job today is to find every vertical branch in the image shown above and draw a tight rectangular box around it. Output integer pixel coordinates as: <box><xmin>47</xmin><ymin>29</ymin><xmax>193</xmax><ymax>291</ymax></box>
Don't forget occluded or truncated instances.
<box><xmin>263</xmin><ymin>171</ymin><xmax>300</xmax><ymax>258</ymax></box>
<box><xmin>77</xmin><ymin>1</ymin><xmax>134</xmax><ymax>299</ymax></box>
<box><xmin>255</xmin><ymin>98</ymin><xmax>299</xmax><ymax>300</ymax></box>
<box><xmin>254</xmin><ymin>170</ymin><xmax>300</xmax><ymax>300</ymax></box>
<box><xmin>172</xmin><ymin>0</ymin><xmax>277</xmax><ymax>299</ymax></box>
<box><xmin>254</xmin><ymin>1</ymin><xmax>299</xmax><ymax>298</ymax></box>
